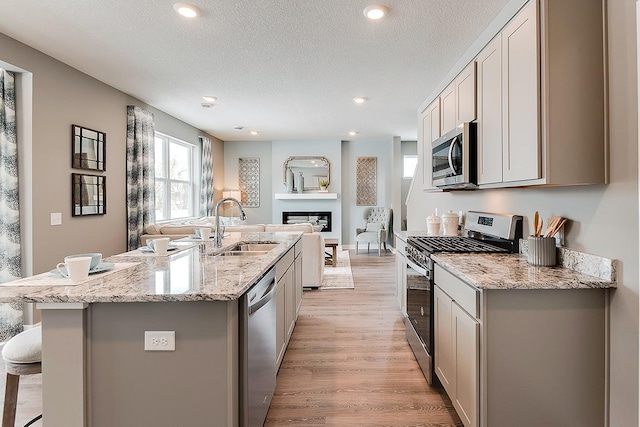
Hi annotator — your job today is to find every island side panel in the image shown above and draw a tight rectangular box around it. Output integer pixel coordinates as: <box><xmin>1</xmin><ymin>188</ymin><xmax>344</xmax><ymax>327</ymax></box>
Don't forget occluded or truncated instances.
<box><xmin>482</xmin><ymin>288</ymin><xmax>606</xmax><ymax>427</ymax></box>
<box><xmin>88</xmin><ymin>301</ymin><xmax>239</xmax><ymax>427</ymax></box>
<box><xmin>41</xmin><ymin>307</ymin><xmax>89</xmax><ymax>427</ymax></box>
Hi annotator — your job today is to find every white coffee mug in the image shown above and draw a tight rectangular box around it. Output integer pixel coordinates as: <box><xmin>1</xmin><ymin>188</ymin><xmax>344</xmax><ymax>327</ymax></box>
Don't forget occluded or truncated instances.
<box><xmin>148</xmin><ymin>237</ymin><xmax>171</xmax><ymax>255</ymax></box>
<box><xmin>197</xmin><ymin>227</ymin><xmax>212</xmax><ymax>240</ymax></box>
<box><xmin>56</xmin><ymin>256</ymin><xmax>92</xmax><ymax>283</ymax></box>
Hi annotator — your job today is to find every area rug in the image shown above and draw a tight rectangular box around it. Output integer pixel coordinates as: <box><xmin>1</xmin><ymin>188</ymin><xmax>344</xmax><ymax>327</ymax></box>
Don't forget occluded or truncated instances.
<box><xmin>320</xmin><ymin>250</ymin><xmax>355</xmax><ymax>290</ymax></box>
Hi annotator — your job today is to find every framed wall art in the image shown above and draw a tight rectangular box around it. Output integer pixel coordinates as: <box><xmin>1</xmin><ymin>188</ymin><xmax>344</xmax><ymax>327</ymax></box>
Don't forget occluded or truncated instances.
<box><xmin>239</xmin><ymin>157</ymin><xmax>260</xmax><ymax>207</ymax></box>
<box><xmin>72</xmin><ymin>173</ymin><xmax>106</xmax><ymax>216</ymax></box>
<box><xmin>72</xmin><ymin>124</ymin><xmax>106</xmax><ymax>171</ymax></box>
<box><xmin>356</xmin><ymin>156</ymin><xmax>377</xmax><ymax>206</ymax></box>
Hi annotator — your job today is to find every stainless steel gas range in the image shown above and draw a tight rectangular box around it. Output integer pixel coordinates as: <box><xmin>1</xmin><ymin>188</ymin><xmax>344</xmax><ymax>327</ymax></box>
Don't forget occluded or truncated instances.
<box><xmin>404</xmin><ymin>211</ymin><xmax>523</xmax><ymax>385</ymax></box>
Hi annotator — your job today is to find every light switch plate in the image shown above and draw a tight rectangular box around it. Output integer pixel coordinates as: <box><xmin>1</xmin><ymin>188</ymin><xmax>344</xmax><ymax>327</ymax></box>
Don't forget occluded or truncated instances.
<box><xmin>50</xmin><ymin>212</ymin><xmax>62</xmax><ymax>226</ymax></box>
<box><xmin>144</xmin><ymin>331</ymin><xmax>175</xmax><ymax>351</ymax></box>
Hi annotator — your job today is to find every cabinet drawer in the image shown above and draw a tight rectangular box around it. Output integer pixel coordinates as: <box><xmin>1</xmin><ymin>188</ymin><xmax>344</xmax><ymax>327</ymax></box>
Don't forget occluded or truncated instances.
<box><xmin>276</xmin><ymin>249</ymin><xmax>295</xmax><ymax>281</ymax></box>
<box><xmin>434</xmin><ymin>265</ymin><xmax>479</xmax><ymax>318</ymax></box>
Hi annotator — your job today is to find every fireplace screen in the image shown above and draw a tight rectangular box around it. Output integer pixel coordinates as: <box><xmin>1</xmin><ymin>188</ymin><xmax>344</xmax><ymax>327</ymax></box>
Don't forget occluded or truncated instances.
<box><xmin>282</xmin><ymin>211</ymin><xmax>332</xmax><ymax>232</ymax></box>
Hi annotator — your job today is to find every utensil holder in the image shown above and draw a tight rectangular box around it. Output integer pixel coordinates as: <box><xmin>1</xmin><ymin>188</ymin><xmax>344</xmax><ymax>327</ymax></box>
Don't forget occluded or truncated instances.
<box><xmin>527</xmin><ymin>236</ymin><xmax>557</xmax><ymax>266</ymax></box>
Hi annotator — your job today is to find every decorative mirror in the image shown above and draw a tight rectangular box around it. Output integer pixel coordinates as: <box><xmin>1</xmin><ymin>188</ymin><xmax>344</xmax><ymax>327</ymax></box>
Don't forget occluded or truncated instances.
<box><xmin>72</xmin><ymin>173</ymin><xmax>106</xmax><ymax>216</ymax></box>
<box><xmin>72</xmin><ymin>124</ymin><xmax>106</xmax><ymax>171</ymax></box>
<box><xmin>283</xmin><ymin>156</ymin><xmax>330</xmax><ymax>191</ymax></box>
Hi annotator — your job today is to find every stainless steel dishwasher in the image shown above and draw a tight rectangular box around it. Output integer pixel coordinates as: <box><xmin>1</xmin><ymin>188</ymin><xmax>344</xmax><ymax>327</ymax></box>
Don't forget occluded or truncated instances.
<box><xmin>240</xmin><ymin>267</ymin><xmax>277</xmax><ymax>427</ymax></box>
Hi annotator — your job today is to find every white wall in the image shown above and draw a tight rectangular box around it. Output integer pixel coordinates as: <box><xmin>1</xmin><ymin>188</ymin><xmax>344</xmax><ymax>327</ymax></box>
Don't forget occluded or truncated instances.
<box><xmin>401</xmin><ymin>141</ymin><xmax>417</xmax><ymax>230</ymax></box>
<box><xmin>341</xmin><ymin>139</ymin><xmax>394</xmax><ymax>246</ymax></box>
<box><xmin>407</xmin><ymin>0</ymin><xmax>639</xmax><ymax>424</ymax></box>
<box><xmin>223</xmin><ymin>141</ymin><xmax>273</xmax><ymax>224</ymax></box>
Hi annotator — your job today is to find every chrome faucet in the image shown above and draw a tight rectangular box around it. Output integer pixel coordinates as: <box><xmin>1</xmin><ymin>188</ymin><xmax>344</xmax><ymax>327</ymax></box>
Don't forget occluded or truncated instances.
<box><xmin>214</xmin><ymin>197</ymin><xmax>247</xmax><ymax>247</ymax></box>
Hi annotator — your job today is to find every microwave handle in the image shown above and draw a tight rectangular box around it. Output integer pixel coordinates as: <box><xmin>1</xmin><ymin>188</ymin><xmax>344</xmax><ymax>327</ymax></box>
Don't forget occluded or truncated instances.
<box><xmin>448</xmin><ymin>136</ymin><xmax>458</xmax><ymax>174</ymax></box>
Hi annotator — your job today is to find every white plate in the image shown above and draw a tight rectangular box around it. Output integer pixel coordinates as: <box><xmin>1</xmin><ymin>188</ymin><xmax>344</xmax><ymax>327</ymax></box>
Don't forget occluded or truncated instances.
<box><xmin>51</xmin><ymin>262</ymin><xmax>115</xmax><ymax>276</ymax></box>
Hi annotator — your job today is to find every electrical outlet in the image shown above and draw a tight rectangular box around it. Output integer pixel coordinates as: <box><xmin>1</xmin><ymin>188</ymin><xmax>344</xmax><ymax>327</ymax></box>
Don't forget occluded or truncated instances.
<box><xmin>144</xmin><ymin>331</ymin><xmax>175</xmax><ymax>351</ymax></box>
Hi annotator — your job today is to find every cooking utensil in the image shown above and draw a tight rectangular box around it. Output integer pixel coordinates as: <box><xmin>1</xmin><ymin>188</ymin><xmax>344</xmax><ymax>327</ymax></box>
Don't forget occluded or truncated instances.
<box><xmin>545</xmin><ymin>217</ymin><xmax>567</xmax><ymax>238</ymax></box>
<box><xmin>533</xmin><ymin>211</ymin><xmax>540</xmax><ymax>237</ymax></box>
<box><xmin>544</xmin><ymin>216</ymin><xmax>561</xmax><ymax>237</ymax></box>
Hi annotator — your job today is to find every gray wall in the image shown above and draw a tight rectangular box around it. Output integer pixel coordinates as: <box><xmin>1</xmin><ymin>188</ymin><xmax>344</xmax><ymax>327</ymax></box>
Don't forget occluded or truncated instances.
<box><xmin>0</xmin><ymin>32</ymin><xmax>225</xmax><ymax>277</ymax></box>
<box><xmin>341</xmin><ymin>139</ymin><xmax>394</xmax><ymax>246</ymax></box>
<box><xmin>223</xmin><ymin>141</ymin><xmax>273</xmax><ymax>224</ymax></box>
<box><xmin>222</xmin><ymin>139</ymin><xmax>397</xmax><ymax>245</ymax></box>
<box><xmin>406</xmin><ymin>0</ymin><xmax>639</xmax><ymax>424</ymax></box>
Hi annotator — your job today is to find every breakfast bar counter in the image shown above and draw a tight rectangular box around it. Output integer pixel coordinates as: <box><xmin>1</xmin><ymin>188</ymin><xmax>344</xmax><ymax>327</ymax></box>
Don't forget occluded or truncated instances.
<box><xmin>0</xmin><ymin>232</ymin><xmax>301</xmax><ymax>303</ymax></box>
<box><xmin>0</xmin><ymin>231</ymin><xmax>303</xmax><ymax>427</ymax></box>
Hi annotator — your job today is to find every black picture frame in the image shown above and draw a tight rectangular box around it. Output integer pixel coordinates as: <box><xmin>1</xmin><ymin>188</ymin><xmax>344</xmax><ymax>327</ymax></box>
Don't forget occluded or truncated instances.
<box><xmin>72</xmin><ymin>124</ymin><xmax>106</xmax><ymax>171</ymax></box>
<box><xmin>72</xmin><ymin>173</ymin><xmax>106</xmax><ymax>216</ymax></box>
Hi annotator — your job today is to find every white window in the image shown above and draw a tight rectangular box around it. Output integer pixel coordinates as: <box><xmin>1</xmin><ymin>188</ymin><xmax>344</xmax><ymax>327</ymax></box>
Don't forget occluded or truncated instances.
<box><xmin>403</xmin><ymin>154</ymin><xmax>418</xmax><ymax>179</ymax></box>
<box><xmin>154</xmin><ymin>133</ymin><xmax>200</xmax><ymax>221</ymax></box>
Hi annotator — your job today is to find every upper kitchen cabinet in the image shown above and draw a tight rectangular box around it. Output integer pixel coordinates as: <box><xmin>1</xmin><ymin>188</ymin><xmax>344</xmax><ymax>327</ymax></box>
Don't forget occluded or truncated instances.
<box><xmin>477</xmin><ymin>0</ymin><xmax>606</xmax><ymax>188</ymax></box>
<box><xmin>441</xmin><ymin>63</ymin><xmax>477</xmax><ymax>136</ymax></box>
<box><xmin>419</xmin><ymin>99</ymin><xmax>441</xmax><ymax>191</ymax></box>
<box><xmin>455</xmin><ymin>62</ymin><xmax>477</xmax><ymax>126</ymax></box>
<box><xmin>502</xmin><ymin>0</ymin><xmax>540</xmax><ymax>183</ymax></box>
<box><xmin>477</xmin><ymin>35</ymin><xmax>504</xmax><ymax>185</ymax></box>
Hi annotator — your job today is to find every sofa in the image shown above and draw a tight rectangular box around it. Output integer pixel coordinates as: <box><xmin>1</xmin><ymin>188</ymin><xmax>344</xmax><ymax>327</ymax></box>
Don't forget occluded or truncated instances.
<box><xmin>141</xmin><ymin>219</ymin><xmax>325</xmax><ymax>287</ymax></box>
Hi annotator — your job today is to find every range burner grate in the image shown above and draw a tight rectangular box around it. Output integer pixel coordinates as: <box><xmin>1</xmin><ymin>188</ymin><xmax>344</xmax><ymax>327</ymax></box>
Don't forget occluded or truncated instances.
<box><xmin>408</xmin><ymin>236</ymin><xmax>509</xmax><ymax>254</ymax></box>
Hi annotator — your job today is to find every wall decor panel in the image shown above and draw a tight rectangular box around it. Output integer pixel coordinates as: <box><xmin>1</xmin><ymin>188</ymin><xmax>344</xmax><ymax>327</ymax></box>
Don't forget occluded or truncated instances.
<box><xmin>239</xmin><ymin>157</ymin><xmax>260</xmax><ymax>207</ymax></box>
<box><xmin>356</xmin><ymin>157</ymin><xmax>377</xmax><ymax>206</ymax></box>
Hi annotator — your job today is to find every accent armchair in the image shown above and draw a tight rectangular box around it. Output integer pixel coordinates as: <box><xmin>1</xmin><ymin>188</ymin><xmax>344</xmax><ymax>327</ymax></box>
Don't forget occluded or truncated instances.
<box><xmin>355</xmin><ymin>207</ymin><xmax>392</xmax><ymax>256</ymax></box>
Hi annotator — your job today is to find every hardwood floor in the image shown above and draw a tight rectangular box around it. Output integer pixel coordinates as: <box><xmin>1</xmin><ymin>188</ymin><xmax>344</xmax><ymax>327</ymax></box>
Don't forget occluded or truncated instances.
<box><xmin>0</xmin><ymin>250</ymin><xmax>460</xmax><ymax>427</ymax></box>
<box><xmin>266</xmin><ymin>250</ymin><xmax>462</xmax><ymax>427</ymax></box>
<box><xmin>0</xmin><ymin>351</ymin><xmax>42</xmax><ymax>426</ymax></box>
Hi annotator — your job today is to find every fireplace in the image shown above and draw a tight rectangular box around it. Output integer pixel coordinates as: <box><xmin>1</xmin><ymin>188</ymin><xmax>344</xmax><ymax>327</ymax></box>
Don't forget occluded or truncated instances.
<box><xmin>282</xmin><ymin>211</ymin><xmax>332</xmax><ymax>232</ymax></box>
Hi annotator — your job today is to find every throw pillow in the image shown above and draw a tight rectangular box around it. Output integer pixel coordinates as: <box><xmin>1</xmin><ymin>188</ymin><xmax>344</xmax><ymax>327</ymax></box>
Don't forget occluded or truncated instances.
<box><xmin>365</xmin><ymin>222</ymin><xmax>384</xmax><ymax>232</ymax></box>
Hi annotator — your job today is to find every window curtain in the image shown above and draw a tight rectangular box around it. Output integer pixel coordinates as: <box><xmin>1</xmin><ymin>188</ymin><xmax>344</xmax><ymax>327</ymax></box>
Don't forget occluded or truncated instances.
<box><xmin>126</xmin><ymin>106</ymin><xmax>155</xmax><ymax>250</ymax></box>
<box><xmin>0</xmin><ymin>69</ymin><xmax>23</xmax><ymax>341</ymax></box>
<box><xmin>199</xmin><ymin>135</ymin><xmax>214</xmax><ymax>216</ymax></box>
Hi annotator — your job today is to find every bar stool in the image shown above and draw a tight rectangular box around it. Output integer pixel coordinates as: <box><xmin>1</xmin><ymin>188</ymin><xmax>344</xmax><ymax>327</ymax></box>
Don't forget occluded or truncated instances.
<box><xmin>2</xmin><ymin>325</ymin><xmax>42</xmax><ymax>427</ymax></box>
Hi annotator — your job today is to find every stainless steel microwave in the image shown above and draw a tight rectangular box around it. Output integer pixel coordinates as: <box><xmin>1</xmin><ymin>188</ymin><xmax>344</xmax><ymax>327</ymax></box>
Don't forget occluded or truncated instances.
<box><xmin>431</xmin><ymin>122</ymin><xmax>477</xmax><ymax>190</ymax></box>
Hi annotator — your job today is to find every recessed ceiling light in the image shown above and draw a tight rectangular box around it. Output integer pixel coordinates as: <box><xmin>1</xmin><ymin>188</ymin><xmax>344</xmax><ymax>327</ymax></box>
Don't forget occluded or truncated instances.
<box><xmin>250</xmin><ymin>131</ymin><xmax>258</xmax><ymax>135</ymax></box>
<box><xmin>173</xmin><ymin>3</ymin><xmax>200</xmax><ymax>18</ymax></box>
<box><xmin>200</xmin><ymin>103</ymin><xmax>213</xmax><ymax>109</ymax></box>
<box><xmin>363</xmin><ymin>5</ymin><xmax>388</xmax><ymax>20</ymax></box>
<box><xmin>353</xmin><ymin>97</ymin><xmax>367</xmax><ymax>104</ymax></box>
<box><xmin>349</xmin><ymin>131</ymin><xmax>359</xmax><ymax>136</ymax></box>
<box><xmin>202</xmin><ymin>96</ymin><xmax>217</xmax><ymax>103</ymax></box>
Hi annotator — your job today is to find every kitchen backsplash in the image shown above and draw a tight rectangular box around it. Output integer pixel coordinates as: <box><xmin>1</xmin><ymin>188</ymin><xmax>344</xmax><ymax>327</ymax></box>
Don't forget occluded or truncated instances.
<box><xmin>519</xmin><ymin>239</ymin><xmax>617</xmax><ymax>282</ymax></box>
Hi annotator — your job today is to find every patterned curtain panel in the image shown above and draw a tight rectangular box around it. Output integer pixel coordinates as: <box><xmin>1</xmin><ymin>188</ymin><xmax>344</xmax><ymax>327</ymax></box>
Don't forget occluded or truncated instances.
<box><xmin>0</xmin><ymin>69</ymin><xmax>23</xmax><ymax>341</ymax></box>
<box><xmin>126</xmin><ymin>106</ymin><xmax>155</xmax><ymax>250</ymax></box>
<box><xmin>199</xmin><ymin>136</ymin><xmax>214</xmax><ymax>216</ymax></box>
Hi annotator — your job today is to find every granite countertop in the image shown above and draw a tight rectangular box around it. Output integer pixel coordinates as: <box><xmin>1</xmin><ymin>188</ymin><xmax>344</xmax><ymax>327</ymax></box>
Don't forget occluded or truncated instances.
<box><xmin>0</xmin><ymin>232</ymin><xmax>302</xmax><ymax>304</ymax></box>
<box><xmin>432</xmin><ymin>252</ymin><xmax>616</xmax><ymax>290</ymax></box>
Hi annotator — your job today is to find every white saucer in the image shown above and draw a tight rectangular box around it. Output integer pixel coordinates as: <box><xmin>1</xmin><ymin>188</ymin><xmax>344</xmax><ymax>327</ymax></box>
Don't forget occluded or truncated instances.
<box><xmin>139</xmin><ymin>244</ymin><xmax>179</xmax><ymax>253</ymax></box>
<box><xmin>51</xmin><ymin>262</ymin><xmax>115</xmax><ymax>276</ymax></box>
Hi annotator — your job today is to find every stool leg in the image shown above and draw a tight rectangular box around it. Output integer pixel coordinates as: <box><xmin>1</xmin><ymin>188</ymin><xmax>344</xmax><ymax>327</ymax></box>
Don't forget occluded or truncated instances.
<box><xmin>3</xmin><ymin>373</ymin><xmax>19</xmax><ymax>427</ymax></box>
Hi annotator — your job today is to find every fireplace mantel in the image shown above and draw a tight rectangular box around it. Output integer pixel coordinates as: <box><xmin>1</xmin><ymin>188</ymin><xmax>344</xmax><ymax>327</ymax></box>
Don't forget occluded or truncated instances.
<box><xmin>274</xmin><ymin>193</ymin><xmax>337</xmax><ymax>200</ymax></box>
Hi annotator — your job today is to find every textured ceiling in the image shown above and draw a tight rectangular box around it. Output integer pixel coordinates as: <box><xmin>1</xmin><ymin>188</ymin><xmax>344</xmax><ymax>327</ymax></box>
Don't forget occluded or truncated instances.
<box><xmin>0</xmin><ymin>0</ymin><xmax>510</xmax><ymax>142</ymax></box>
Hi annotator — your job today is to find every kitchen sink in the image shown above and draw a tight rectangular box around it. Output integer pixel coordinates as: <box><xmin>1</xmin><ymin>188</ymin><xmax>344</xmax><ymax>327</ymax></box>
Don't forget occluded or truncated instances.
<box><xmin>215</xmin><ymin>242</ymin><xmax>280</xmax><ymax>257</ymax></box>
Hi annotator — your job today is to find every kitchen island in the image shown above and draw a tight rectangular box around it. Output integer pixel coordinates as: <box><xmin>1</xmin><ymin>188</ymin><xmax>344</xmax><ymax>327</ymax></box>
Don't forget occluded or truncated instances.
<box><xmin>0</xmin><ymin>231</ymin><xmax>303</xmax><ymax>427</ymax></box>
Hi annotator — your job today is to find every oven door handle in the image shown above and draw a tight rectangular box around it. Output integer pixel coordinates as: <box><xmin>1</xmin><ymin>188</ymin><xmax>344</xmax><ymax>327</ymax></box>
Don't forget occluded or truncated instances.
<box><xmin>448</xmin><ymin>136</ymin><xmax>458</xmax><ymax>175</ymax></box>
<box><xmin>406</xmin><ymin>258</ymin><xmax>428</xmax><ymax>277</ymax></box>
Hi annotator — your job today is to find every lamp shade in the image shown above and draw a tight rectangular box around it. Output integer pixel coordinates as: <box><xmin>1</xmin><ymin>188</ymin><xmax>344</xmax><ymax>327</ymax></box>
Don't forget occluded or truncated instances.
<box><xmin>223</xmin><ymin>190</ymin><xmax>242</xmax><ymax>200</ymax></box>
